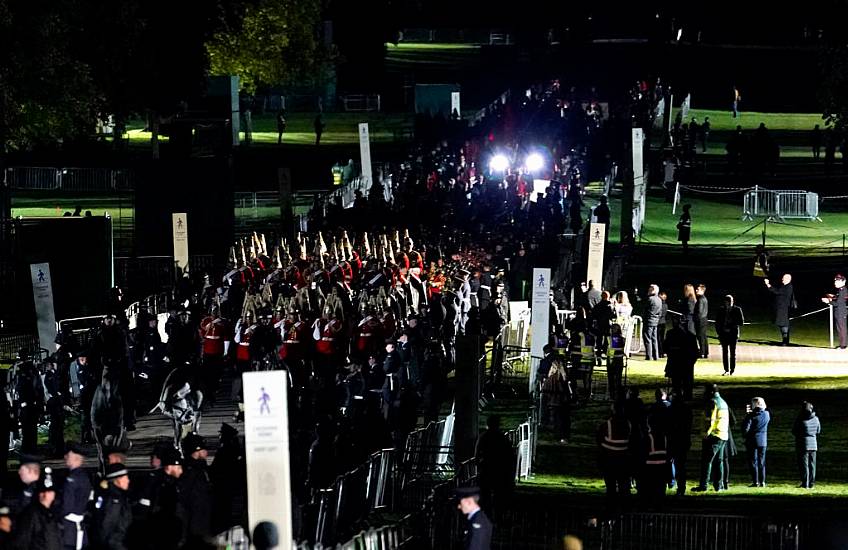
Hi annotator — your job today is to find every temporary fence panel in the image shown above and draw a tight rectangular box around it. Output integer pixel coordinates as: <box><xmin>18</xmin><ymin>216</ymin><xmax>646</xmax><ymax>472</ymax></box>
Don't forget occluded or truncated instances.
<box><xmin>4</xmin><ymin>167</ymin><xmax>136</xmax><ymax>192</ymax></box>
<box><xmin>0</xmin><ymin>333</ymin><xmax>40</xmax><ymax>362</ymax></box>
<box><xmin>56</xmin><ymin>316</ymin><xmax>106</xmax><ymax>350</ymax></box>
<box><xmin>625</xmin><ymin>315</ymin><xmax>643</xmax><ymax>355</ymax></box>
<box><xmin>742</xmin><ymin>187</ymin><xmax>821</xmax><ymax>221</ymax></box>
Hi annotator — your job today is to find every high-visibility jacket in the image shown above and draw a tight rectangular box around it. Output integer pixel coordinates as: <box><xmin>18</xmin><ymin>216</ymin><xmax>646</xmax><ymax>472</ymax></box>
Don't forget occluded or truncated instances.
<box><xmin>705</xmin><ymin>395</ymin><xmax>730</xmax><ymax>441</ymax></box>
<box><xmin>600</xmin><ymin>418</ymin><xmax>631</xmax><ymax>452</ymax></box>
<box><xmin>645</xmin><ymin>433</ymin><xmax>669</xmax><ymax>465</ymax></box>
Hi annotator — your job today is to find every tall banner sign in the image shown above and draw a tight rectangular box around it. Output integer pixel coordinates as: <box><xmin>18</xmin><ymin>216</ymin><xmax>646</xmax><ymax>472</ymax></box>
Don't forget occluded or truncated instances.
<box><xmin>681</xmin><ymin>93</ymin><xmax>691</xmax><ymax>121</ymax></box>
<box><xmin>243</xmin><ymin>371</ymin><xmax>292</xmax><ymax>543</ymax></box>
<box><xmin>358</xmin><ymin>123</ymin><xmax>373</xmax><ymax>187</ymax></box>
<box><xmin>451</xmin><ymin>92</ymin><xmax>461</xmax><ymax>117</ymax></box>
<box><xmin>172</xmin><ymin>213</ymin><xmax>189</xmax><ymax>276</ymax></box>
<box><xmin>632</xmin><ymin>128</ymin><xmax>646</xmax><ymax>235</ymax></box>
<box><xmin>587</xmin><ymin>223</ymin><xmax>606</xmax><ymax>290</ymax></box>
<box><xmin>30</xmin><ymin>263</ymin><xmax>57</xmax><ymax>351</ymax></box>
<box><xmin>529</xmin><ymin>268</ymin><xmax>551</xmax><ymax>393</ymax></box>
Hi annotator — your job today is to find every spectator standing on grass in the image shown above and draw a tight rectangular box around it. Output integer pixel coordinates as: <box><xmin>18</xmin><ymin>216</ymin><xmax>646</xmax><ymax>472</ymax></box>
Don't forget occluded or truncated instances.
<box><xmin>643</xmin><ymin>285</ymin><xmax>662</xmax><ymax>361</ymax></box>
<box><xmin>677</xmin><ymin>204</ymin><xmax>692</xmax><ymax>254</ymax></box>
<box><xmin>667</xmin><ymin>391</ymin><xmax>692</xmax><ymax>495</ymax></box>
<box><xmin>276</xmin><ymin>109</ymin><xmax>287</xmax><ymax>144</ymax></box>
<box><xmin>541</xmin><ymin>362</ymin><xmax>572</xmax><ymax>443</ymax></box>
<box><xmin>715</xmin><ymin>295</ymin><xmax>745</xmax><ymax>375</ymax></box>
<box><xmin>701</xmin><ymin>117</ymin><xmax>711</xmax><ymax>152</ymax></box>
<box><xmin>695</xmin><ymin>284</ymin><xmax>709</xmax><ymax>358</ymax></box>
<box><xmin>764</xmin><ymin>273</ymin><xmax>795</xmax><ymax>346</ymax></box>
<box><xmin>664</xmin><ymin>317</ymin><xmax>698</xmax><ymax>401</ymax></box>
<box><xmin>812</xmin><ymin>124</ymin><xmax>822</xmax><ymax>159</ymax></box>
<box><xmin>732</xmin><ymin>86</ymin><xmax>741</xmax><ymax>118</ymax></box>
<box><xmin>742</xmin><ymin>397</ymin><xmax>770</xmax><ymax>487</ymax></box>
<box><xmin>681</xmin><ymin>284</ymin><xmax>697</xmax><ymax>335</ymax></box>
<box><xmin>314</xmin><ymin>114</ymin><xmax>325</xmax><ymax>146</ymax></box>
<box><xmin>597</xmin><ymin>401</ymin><xmax>632</xmax><ymax>506</ymax></box>
<box><xmin>693</xmin><ymin>384</ymin><xmax>729</xmax><ymax>492</ymax></box>
<box><xmin>657</xmin><ymin>291</ymin><xmax>669</xmax><ymax>358</ymax></box>
<box><xmin>821</xmin><ymin>273</ymin><xmax>848</xmax><ymax>349</ymax></box>
<box><xmin>792</xmin><ymin>401</ymin><xmax>821</xmax><ymax>489</ymax></box>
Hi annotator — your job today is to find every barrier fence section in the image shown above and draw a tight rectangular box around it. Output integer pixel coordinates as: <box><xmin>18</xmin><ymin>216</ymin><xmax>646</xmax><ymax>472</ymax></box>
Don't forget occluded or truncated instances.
<box><xmin>114</xmin><ymin>255</ymin><xmax>217</xmax><ymax>301</ymax></box>
<box><xmin>0</xmin><ymin>333</ymin><xmax>40</xmax><ymax>362</ymax></box>
<box><xmin>311</xmin><ymin>449</ymin><xmax>398</xmax><ymax>546</ymax></box>
<box><xmin>742</xmin><ymin>187</ymin><xmax>821</xmax><ymax>221</ymax></box>
<box><xmin>4</xmin><ymin>167</ymin><xmax>137</xmax><ymax>192</ymax></box>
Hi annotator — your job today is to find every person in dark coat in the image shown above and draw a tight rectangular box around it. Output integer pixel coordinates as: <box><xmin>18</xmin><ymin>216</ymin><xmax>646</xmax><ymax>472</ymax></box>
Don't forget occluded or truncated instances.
<box><xmin>10</xmin><ymin>469</ymin><xmax>62</xmax><ymax>550</ymax></box>
<box><xmin>43</xmin><ymin>362</ymin><xmax>65</xmax><ymax>459</ymax></box>
<box><xmin>456</xmin><ymin>487</ymin><xmax>493</xmax><ymax>550</ymax></box>
<box><xmin>715</xmin><ymin>295</ymin><xmax>745</xmax><ymax>375</ymax></box>
<box><xmin>764</xmin><ymin>274</ymin><xmax>794</xmax><ymax>345</ymax></box>
<box><xmin>92</xmin><ymin>463</ymin><xmax>132</xmax><ymax>550</ymax></box>
<box><xmin>657</xmin><ymin>291</ymin><xmax>669</xmax><ymax>357</ymax></box>
<box><xmin>179</xmin><ymin>433</ymin><xmax>213</xmax><ymax>542</ymax></box>
<box><xmin>61</xmin><ymin>444</ymin><xmax>92</xmax><ymax>550</ymax></box>
<box><xmin>681</xmin><ymin>285</ymin><xmax>697</xmax><ymax>335</ymax></box>
<box><xmin>474</xmin><ymin>415</ymin><xmax>515</xmax><ymax>515</ymax></box>
<box><xmin>741</xmin><ymin>397</ymin><xmax>770</xmax><ymax>487</ymax></box>
<box><xmin>137</xmin><ymin>442</ymin><xmax>169</xmax><ymax>515</ymax></box>
<box><xmin>151</xmin><ymin>450</ymin><xmax>188</xmax><ymax>550</ymax></box>
<box><xmin>694</xmin><ymin>284</ymin><xmax>709</xmax><ymax>358</ymax></box>
<box><xmin>11</xmin><ymin>456</ymin><xmax>40</xmax><ymax>517</ymax></box>
<box><xmin>643</xmin><ymin>285</ymin><xmax>662</xmax><ymax>361</ymax></box>
<box><xmin>664</xmin><ymin>318</ymin><xmax>699</xmax><ymax>400</ymax></box>
<box><xmin>667</xmin><ymin>391</ymin><xmax>692</xmax><ymax>495</ymax></box>
<box><xmin>822</xmin><ymin>274</ymin><xmax>848</xmax><ymax>349</ymax></box>
<box><xmin>793</xmin><ymin>401</ymin><xmax>821</xmax><ymax>488</ymax></box>
<box><xmin>677</xmin><ymin>204</ymin><xmax>692</xmax><ymax>253</ymax></box>
<box><xmin>15</xmin><ymin>356</ymin><xmax>44</xmax><ymax>455</ymax></box>
<box><xmin>210</xmin><ymin>423</ymin><xmax>245</xmax><ymax>532</ymax></box>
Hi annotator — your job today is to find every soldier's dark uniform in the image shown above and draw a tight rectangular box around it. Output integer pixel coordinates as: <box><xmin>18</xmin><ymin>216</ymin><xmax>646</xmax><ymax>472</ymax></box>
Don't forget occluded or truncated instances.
<box><xmin>60</xmin><ymin>445</ymin><xmax>92</xmax><ymax>550</ymax></box>
<box><xmin>92</xmin><ymin>463</ymin><xmax>132</xmax><ymax>550</ymax></box>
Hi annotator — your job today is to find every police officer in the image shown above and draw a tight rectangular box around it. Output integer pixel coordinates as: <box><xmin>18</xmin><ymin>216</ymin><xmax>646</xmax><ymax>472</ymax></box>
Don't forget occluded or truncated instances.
<box><xmin>137</xmin><ymin>441</ymin><xmax>170</xmax><ymax>514</ymax></box>
<box><xmin>10</xmin><ymin>467</ymin><xmax>62</xmax><ymax>550</ymax></box>
<box><xmin>456</xmin><ymin>486</ymin><xmax>492</xmax><ymax>550</ymax></box>
<box><xmin>61</xmin><ymin>444</ymin><xmax>92</xmax><ymax>550</ymax></box>
<box><xmin>12</xmin><ymin>455</ymin><xmax>40</xmax><ymax>516</ymax></box>
<box><xmin>75</xmin><ymin>350</ymin><xmax>97</xmax><ymax>444</ymax></box>
<box><xmin>92</xmin><ymin>463</ymin><xmax>132</xmax><ymax>550</ymax></box>
<box><xmin>209</xmin><ymin>424</ymin><xmax>245</xmax><ymax>532</ymax></box>
<box><xmin>180</xmin><ymin>433</ymin><xmax>213</xmax><ymax>541</ymax></box>
<box><xmin>596</xmin><ymin>401</ymin><xmax>632</xmax><ymax>504</ymax></box>
<box><xmin>44</xmin><ymin>361</ymin><xmax>65</xmax><ymax>458</ymax></box>
<box><xmin>15</xmin><ymin>353</ymin><xmax>44</xmax><ymax>455</ymax></box>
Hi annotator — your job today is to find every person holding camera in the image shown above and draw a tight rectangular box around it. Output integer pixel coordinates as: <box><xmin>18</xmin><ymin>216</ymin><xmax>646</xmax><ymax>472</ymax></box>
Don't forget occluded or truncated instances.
<box><xmin>742</xmin><ymin>397</ymin><xmax>770</xmax><ymax>487</ymax></box>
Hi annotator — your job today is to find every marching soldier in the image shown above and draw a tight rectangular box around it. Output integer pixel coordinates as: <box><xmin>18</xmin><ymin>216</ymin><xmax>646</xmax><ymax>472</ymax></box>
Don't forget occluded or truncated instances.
<box><xmin>314</xmin><ymin>308</ymin><xmax>344</xmax><ymax>380</ymax></box>
<box><xmin>249</xmin><ymin>309</ymin><xmax>281</xmax><ymax>368</ymax></box>
<box><xmin>353</xmin><ymin>307</ymin><xmax>383</xmax><ymax>360</ymax></box>
<box><xmin>61</xmin><ymin>444</ymin><xmax>92</xmax><ymax>550</ymax></box>
<box><xmin>478</xmin><ymin>264</ymin><xmax>494</xmax><ymax>311</ymax></box>
<box><xmin>198</xmin><ymin>307</ymin><xmax>231</xmax><ymax>399</ymax></box>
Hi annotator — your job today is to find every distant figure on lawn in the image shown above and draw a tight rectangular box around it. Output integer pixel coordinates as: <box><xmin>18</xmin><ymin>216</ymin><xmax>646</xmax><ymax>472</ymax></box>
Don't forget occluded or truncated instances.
<box><xmin>732</xmin><ymin>86</ymin><xmax>741</xmax><ymax>118</ymax></box>
<box><xmin>811</xmin><ymin>124</ymin><xmax>821</xmax><ymax>159</ymax></box>
<box><xmin>314</xmin><ymin>114</ymin><xmax>325</xmax><ymax>146</ymax></box>
<box><xmin>792</xmin><ymin>401</ymin><xmax>820</xmax><ymax>489</ymax></box>
<box><xmin>676</xmin><ymin>204</ymin><xmax>692</xmax><ymax>253</ymax></box>
<box><xmin>276</xmin><ymin>109</ymin><xmax>287</xmax><ymax>144</ymax></box>
<box><xmin>764</xmin><ymin>273</ymin><xmax>795</xmax><ymax>346</ymax></box>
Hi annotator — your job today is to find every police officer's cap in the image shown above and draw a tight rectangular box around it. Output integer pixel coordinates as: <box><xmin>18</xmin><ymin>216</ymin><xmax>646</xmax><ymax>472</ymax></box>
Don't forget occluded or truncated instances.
<box><xmin>18</xmin><ymin>454</ymin><xmax>42</xmax><ymax>467</ymax></box>
<box><xmin>252</xmin><ymin>521</ymin><xmax>279</xmax><ymax>549</ymax></box>
<box><xmin>0</xmin><ymin>504</ymin><xmax>10</xmax><ymax>517</ymax></box>
<box><xmin>181</xmin><ymin>432</ymin><xmax>206</xmax><ymax>454</ymax></box>
<box><xmin>455</xmin><ymin>486</ymin><xmax>481</xmax><ymax>500</ymax></box>
<box><xmin>162</xmin><ymin>448</ymin><xmax>183</xmax><ymax>467</ymax></box>
<box><xmin>65</xmin><ymin>442</ymin><xmax>87</xmax><ymax>458</ymax></box>
<box><xmin>105</xmin><ymin>463</ymin><xmax>129</xmax><ymax>481</ymax></box>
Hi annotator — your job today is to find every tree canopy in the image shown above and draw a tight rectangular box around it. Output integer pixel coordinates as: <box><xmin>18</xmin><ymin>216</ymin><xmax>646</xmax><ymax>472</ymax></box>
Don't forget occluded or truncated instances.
<box><xmin>206</xmin><ymin>0</ymin><xmax>327</xmax><ymax>94</ymax></box>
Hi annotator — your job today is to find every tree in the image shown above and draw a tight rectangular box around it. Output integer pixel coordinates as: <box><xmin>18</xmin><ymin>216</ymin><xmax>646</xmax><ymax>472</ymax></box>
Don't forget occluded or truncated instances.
<box><xmin>819</xmin><ymin>44</ymin><xmax>848</xmax><ymax>132</ymax></box>
<box><xmin>206</xmin><ymin>0</ymin><xmax>327</xmax><ymax>94</ymax></box>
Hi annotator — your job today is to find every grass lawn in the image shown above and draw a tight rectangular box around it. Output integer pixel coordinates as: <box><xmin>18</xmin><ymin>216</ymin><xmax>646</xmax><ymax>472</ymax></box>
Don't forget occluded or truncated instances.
<box><xmin>676</xmin><ymin>109</ymin><xmax>825</xmax><ymax>132</ymax></box>
<box><xmin>124</xmin><ymin>111</ymin><xmax>414</xmax><ymax>147</ymax></box>
<box><xmin>491</xmin><ymin>360</ymin><xmax>848</xmax><ymax>504</ymax></box>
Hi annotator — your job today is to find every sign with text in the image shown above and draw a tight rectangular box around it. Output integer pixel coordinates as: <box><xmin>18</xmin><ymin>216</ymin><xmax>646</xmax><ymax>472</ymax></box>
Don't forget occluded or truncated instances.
<box><xmin>451</xmin><ymin>91</ymin><xmax>461</xmax><ymax>117</ymax></box>
<box><xmin>172</xmin><ymin>213</ymin><xmax>189</xmax><ymax>276</ymax></box>
<box><xmin>632</xmin><ymin>128</ymin><xmax>646</xmax><ymax>235</ymax></box>
<box><xmin>243</xmin><ymin>371</ymin><xmax>292</xmax><ymax>543</ymax></box>
<box><xmin>30</xmin><ymin>263</ymin><xmax>57</xmax><ymax>351</ymax></box>
<box><xmin>529</xmin><ymin>268</ymin><xmax>551</xmax><ymax>393</ymax></box>
<box><xmin>587</xmin><ymin>223</ymin><xmax>606</xmax><ymax>291</ymax></box>
<box><xmin>358</xmin><ymin>123</ymin><xmax>373</xmax><ymax>187</ymax></box>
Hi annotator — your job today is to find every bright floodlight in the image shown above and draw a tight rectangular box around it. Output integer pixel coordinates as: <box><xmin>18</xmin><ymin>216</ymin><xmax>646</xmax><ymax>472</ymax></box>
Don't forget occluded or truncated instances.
<box><xmin>489</xmin><ymin>154</ymin><xmax>510</xmax><ymax>172</ymax></box>
<box><xmin>525</xmin><ymin>152</ymin><xmax>545</xmax><ymax>172</ymax></box>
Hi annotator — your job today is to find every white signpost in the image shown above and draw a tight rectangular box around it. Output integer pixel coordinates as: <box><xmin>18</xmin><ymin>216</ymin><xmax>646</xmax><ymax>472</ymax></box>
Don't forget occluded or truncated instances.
<box><xmin>451</xmin><ymin>91</ymin><xmax>461</xmax><ymax>117</ymax></box>
<box><xmin>30</xmin><ymin>263</ymin><xmax>57</xmax><ymax>351</ymax></box>
<box><xmin>172</xmin><ymin>213</ymin><xmax>189</xmax><ymax>276</ymax></box>
<box><xmin>529</xmin><ymin>268</ymin><xmax>551</xmax><ymax>393</ymax></box>
<box><xmin>632</xmin><ymin>128</ymin><xmax>646</xmax><ymax>235</ymax></box>
<box><xmin>358</xmin><ymin>123</ymin><xmax>373</xmax><ymax>187</ymax></box>
<box><xmin>242</xmin><ymin>371</ymin><xmax>292</xmax><ymax>544</ymax></box>
<box><xmin>587</xmin><ymin>223</ymin><xmax>606</xmax><ymax>290</ymax></box>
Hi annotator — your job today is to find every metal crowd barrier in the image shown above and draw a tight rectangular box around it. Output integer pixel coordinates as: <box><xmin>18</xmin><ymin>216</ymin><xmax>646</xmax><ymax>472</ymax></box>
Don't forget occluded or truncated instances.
<box><xmin>4</xmin><ymin>166</ymin><xmax>137</xmax><ymax>192</ymax></box>
<box><xmin>742</xmin><ymin>187</ymin><xmax>821</xmax><ymax>221</ymax></box>
<box><xmin>401</xmin><ymin>419</ymin><xmax>453</xmax><ymax>485</ymax></box>
<box><xmin>624</xmin><ymin>315</ymin><xmax>643</xmax><ymax>356</ymax></box>
<box><xmin>0</xmin><ymin>333</ymin><xmax>40</xmax><ymax>362</ymax></box>
<box><xmin>505</xmin><ymin>413</ymin><xmax>535</xmax><ymax>481</ymax></box>
<box><xmin>56</xmin><ymin>316</ymin><xmax>106</xmax><ymax>349</ymax></box>
<box><xmin>602</xmin><ymin>513</ymin><xmax>801</xmax><ymax>550</ymax></box>
<box><xmin>312</xmin><ymin>449</ymin><xmax>398</xmax><ymax>546</ymax></box>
